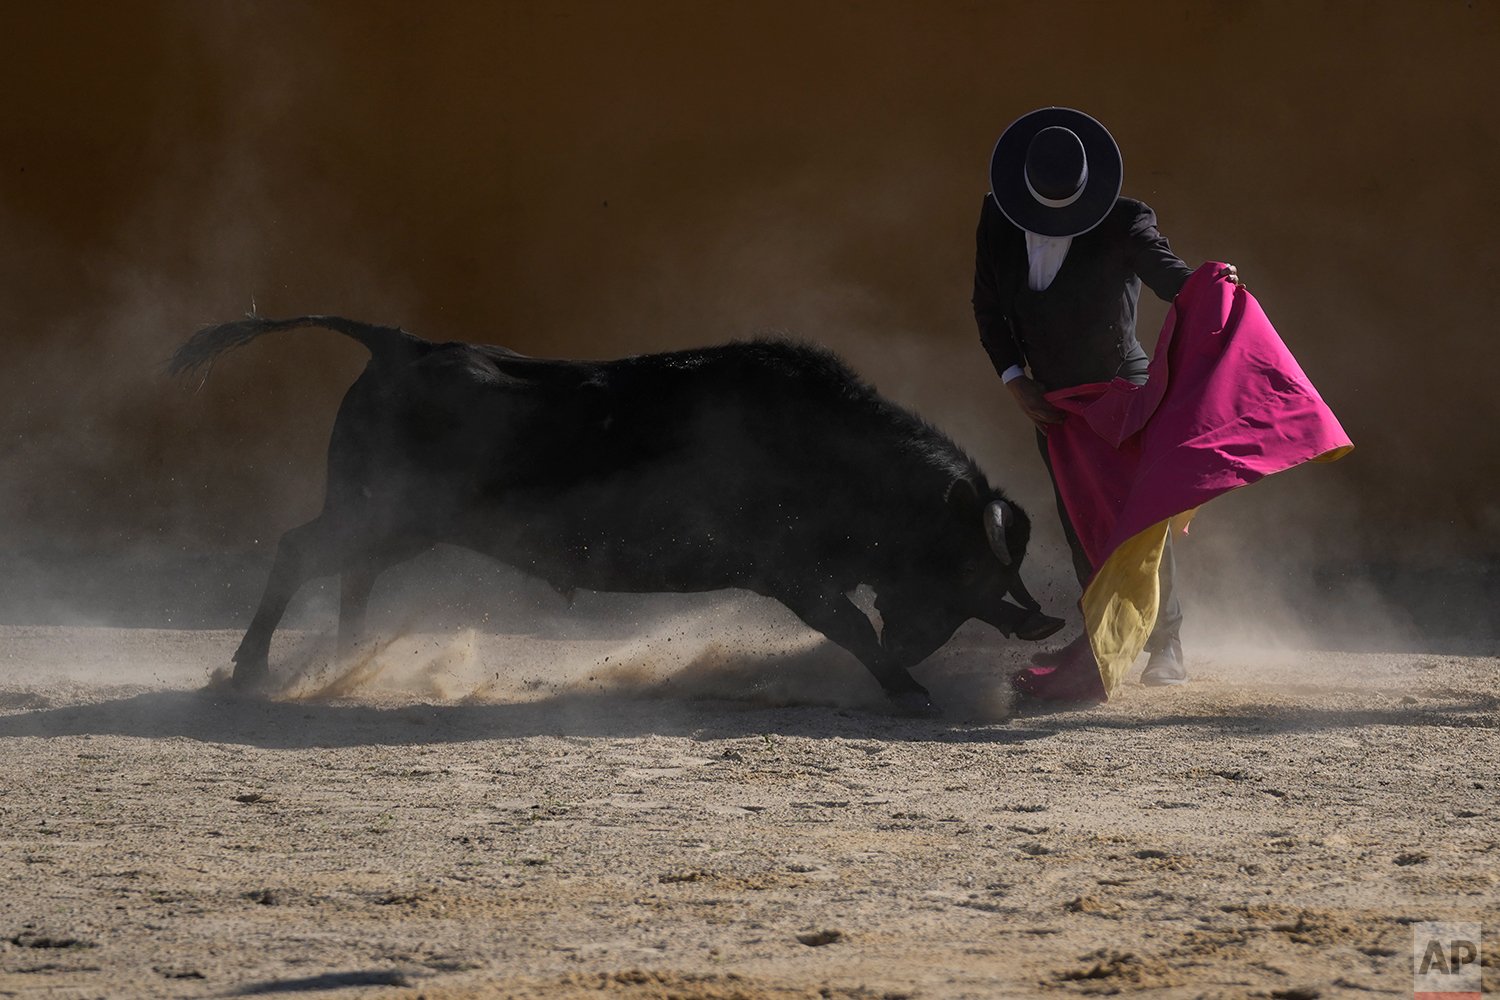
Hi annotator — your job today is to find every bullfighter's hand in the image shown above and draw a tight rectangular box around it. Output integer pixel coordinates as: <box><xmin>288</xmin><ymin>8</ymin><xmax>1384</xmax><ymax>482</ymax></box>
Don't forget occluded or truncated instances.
<box><xmin>1217</xmin><ymin>263</ymin><xmax>1241</xmax><ymax>285</ymax></box>
<box><xmin>1007</xmin><ymin>376</ymin><xmax>1066</xmax><ymax>430</ymax></box>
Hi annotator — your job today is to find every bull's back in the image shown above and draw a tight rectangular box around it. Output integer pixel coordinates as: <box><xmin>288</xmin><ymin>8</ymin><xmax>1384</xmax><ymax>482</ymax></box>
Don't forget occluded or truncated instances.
<box><xmin>348</xmin><ymin>339</ymin><xmax>875</xmax><ymax>487</ymax></box>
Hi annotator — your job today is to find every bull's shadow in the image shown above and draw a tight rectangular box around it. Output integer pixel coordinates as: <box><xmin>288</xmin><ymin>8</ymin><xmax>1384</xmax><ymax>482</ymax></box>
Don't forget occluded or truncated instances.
<box><xmin>1</xmin><ymin>682</ymin><xmax>1495</xmax><ymax>750</ymax></box>
<box><xmin>0</xmin><ymin>687</ymin><xmax>1059</xmax><ymax>748</ymax></box>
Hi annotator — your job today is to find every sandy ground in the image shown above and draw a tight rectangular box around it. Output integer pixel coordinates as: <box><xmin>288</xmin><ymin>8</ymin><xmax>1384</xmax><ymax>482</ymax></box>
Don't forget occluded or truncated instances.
<box><xmin>0</xmin><ymin>595</ymin><xmax>1496</xmax><ymax>999</ymax></box>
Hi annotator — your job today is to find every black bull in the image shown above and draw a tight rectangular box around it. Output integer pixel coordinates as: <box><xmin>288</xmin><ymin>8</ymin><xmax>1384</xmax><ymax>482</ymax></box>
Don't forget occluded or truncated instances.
<box><xmin>168</xmin><ymin>316</ymin><xmax>1064</xmax><ymax>712</ymax></box>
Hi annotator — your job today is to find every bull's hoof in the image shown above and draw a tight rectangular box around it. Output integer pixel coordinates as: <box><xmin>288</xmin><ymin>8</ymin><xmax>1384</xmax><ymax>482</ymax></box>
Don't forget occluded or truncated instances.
<box><xmin>205</xmin><ymin>664</ymin><xmax>269</xmax><ymax>696</ymax></box>
<box><xmin>1015</xmin><ymin>610</ymin><xmax>1066</xmax><ymax>642</ymax></box>
<box><xmin>888</xmin><ymin>691</ymin><xmax>942</xmax><ymax>718</ymax></box>
<box><xmin>224</xmin><ymin>655</ymin><xmax>272</xmax><ymax>694</ymax></box>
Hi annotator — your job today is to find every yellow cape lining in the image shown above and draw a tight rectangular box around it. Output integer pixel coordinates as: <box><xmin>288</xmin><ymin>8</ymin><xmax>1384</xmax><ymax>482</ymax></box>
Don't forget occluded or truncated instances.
<box><xmin>1080</xmin><ymin>445</ymin><xmax>1352</xmax><ymax>693</ymax></box>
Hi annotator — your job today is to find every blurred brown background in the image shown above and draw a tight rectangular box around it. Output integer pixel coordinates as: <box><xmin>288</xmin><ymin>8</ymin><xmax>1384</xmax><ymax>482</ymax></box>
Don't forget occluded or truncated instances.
<box><xmin>1</xmin><ymin>2</ymin><xmax>1496</xmax><ymax>637</ymax></box>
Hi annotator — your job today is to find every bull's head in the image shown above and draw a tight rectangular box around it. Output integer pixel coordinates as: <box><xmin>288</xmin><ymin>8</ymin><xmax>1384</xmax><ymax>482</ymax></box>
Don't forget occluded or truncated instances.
<box><xmin>876</xmin><ymin>477</ymin><xmax>1063</xmax><ymax>667</ymax></box>
<box><xmin>980</xmin><ymin>497</ymin><xmax>1046</xmax><ymax>616</ymax></box>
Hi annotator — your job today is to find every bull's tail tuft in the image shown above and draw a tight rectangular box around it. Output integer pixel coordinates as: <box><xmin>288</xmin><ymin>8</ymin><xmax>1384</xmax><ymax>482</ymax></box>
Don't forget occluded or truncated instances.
<box><xmin>165</xmin><ymin>314</ymin><xmax>424</xmax><ymax>379</ymax></box>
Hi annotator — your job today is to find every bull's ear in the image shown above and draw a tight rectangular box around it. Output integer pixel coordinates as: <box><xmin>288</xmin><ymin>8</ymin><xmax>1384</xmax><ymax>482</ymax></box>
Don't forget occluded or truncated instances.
<box><xmin>945</xmin><ymin>476</ymin><xmax>980</xmax><ymax>518</ymax></box>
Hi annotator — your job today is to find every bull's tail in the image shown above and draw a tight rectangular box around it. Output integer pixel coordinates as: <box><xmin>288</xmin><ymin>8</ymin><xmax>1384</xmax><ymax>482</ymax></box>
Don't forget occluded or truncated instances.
<box><xmin>165</xmin><ymin>314</ymin><xmax>426</xmax><ymax>378</ymax></box>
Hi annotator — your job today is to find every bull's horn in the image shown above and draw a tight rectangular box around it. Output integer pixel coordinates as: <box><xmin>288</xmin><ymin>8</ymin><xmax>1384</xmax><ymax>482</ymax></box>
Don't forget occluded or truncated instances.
<box><xmin>984</xmin><ymin>500</ymin><xmax>1012</xmax><ymax>565</ymax></box>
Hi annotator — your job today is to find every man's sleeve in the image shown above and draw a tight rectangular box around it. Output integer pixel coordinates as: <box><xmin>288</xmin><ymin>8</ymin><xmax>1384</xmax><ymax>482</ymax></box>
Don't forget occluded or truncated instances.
<box><xmin>1126</xmin><ymin>202</ymin><xmax>1195</xmax><ymax>303</ymax></box>
<box><xmin>973</xmin><ymin>197</ymin><xmax>1023</xmax><ymax>377</ymax></box>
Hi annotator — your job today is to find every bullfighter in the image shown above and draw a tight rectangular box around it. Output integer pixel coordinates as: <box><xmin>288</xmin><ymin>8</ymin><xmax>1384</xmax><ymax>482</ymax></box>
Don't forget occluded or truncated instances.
<box><xmin>972</xmin><ymin>107</ymin><xmax>1239</xmax><ymax>700</ymax></box>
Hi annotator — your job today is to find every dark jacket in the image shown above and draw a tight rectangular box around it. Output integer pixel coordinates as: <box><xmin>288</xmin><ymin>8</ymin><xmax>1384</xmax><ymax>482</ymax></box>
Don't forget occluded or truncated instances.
<box><xmin>973</xmin><ymin>195</ymin><xmax>1194</xmax><ymax>390</ymax></box>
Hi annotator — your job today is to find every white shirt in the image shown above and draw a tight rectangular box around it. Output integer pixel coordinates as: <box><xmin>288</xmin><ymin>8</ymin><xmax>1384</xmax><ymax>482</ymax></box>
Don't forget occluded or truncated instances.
<box><xmin>1025</xmin><ymin>231</ymin><xmax>1073</xmax><ymax>292</ymax></box>
<box><xmin>1001</xmin><ymin>231</ymin><xmax>1073</xmax><ymax>383</ymax></box>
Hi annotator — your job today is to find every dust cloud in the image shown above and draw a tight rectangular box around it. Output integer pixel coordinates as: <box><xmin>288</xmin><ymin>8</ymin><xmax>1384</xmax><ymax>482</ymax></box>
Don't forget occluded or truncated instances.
<box><xmin>217</xmin><ymin>581</ymin><xmax>1018</xmax><ymax>724</ymax></box>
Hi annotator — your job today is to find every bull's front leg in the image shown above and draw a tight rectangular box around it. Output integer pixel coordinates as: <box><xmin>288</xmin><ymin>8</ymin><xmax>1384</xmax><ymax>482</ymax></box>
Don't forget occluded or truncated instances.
<box><xmin>777</xmin><ymin>588</ymin><xmax>937</xmax><ymax>716</ymax></box>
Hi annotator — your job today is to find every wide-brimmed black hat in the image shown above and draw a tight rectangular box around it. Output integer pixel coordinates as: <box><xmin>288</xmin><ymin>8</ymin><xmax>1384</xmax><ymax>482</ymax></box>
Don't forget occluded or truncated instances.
<box><xmin>989</xmin><ymin>107</ymin><xmax>1122</xmax><ymax>238</ymax></box>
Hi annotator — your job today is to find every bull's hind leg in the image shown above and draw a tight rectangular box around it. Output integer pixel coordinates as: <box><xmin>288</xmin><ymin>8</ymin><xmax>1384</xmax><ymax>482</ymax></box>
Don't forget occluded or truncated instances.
<box><xmin>232</xmin><ymin>515</ymin><xmax>370</xmax><ymax>688</ymax></box>
<box><xmin>336</xmin><ymin>538</ymin><xmax>432</xmax><ymax>657</ymax></box>
<box><xmin>337</xmin><ymin>557</ymin><xmax>385</xmax><ymax>658</ymax></box>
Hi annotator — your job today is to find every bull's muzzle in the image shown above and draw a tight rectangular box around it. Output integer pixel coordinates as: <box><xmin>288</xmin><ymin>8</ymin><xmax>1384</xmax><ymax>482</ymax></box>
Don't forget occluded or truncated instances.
<box><xmin>1007</xmin><ymin>572</ymin><xmax>1042</xmax><ymax>612</ymax></box>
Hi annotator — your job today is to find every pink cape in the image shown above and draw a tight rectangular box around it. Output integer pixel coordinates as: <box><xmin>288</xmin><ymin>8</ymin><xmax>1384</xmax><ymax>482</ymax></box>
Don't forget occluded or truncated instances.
<box><xmin>1043</xmin><ymin>262</ymin><xmax>1353</xmax><ymax>693</ymax></box>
